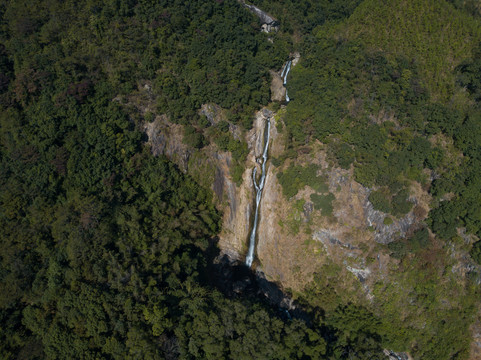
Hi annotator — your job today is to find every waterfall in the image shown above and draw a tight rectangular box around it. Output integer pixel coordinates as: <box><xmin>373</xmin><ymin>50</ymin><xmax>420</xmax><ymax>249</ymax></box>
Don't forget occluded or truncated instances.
<box><xmin>281</xmin><ymin>60</ymin><xmax>292</xmax><ymax>102</ymax></box>
<box><xmin>245</xmin><ymin>119</ymin><xmax>271</xmax><ymax>267</ymax></box>
<box><xmin>245</xmin><ymin>59</ymin><xmax>292</xmax><ymax>267</ymax></box>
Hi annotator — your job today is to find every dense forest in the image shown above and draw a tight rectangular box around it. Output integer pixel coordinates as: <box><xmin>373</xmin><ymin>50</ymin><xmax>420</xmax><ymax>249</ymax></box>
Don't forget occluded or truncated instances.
<box><xmin>1</xmin><ymin>0</ymin><xmax>481</xmax><ymax>359</ymax></box>
<box><xmin>0</xmin><ymin>0</ymin><xmax>388</xmax><ymax>359</ymax></box>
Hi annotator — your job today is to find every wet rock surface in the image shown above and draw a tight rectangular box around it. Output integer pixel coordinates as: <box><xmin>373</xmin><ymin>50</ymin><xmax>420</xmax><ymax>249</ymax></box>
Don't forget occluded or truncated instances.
<box><xmin>218</xmin><ymin>108</ymin><xmax>274</xmax><ymax>262</ymax></box>
<box><xmin>239</xmin><ymin>0</ymin><xmax>279</xmax><ymax>31</ymax></box>
<box><xmin>383</xmin><ymin>349</ymin><xmax>410</xmax><ymax>360</ymax></box>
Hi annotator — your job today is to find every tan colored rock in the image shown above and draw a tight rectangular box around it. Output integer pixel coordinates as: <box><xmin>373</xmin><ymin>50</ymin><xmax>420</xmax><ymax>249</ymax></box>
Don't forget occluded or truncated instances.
<box><xmin>270</xmin><ymin>70</ymin><xmax>286</xmax><ymax>102</ymax></box>
<box><xmin>218</xmin><ymin>109</ymin><xmax>274</xmax><ymax>261</ymax></box>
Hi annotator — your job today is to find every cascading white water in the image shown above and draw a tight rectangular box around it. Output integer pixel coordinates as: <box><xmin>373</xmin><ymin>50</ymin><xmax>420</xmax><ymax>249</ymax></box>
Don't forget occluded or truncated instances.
<box><xmin>281</xmin><ymin>60</ymin><xmax>292</xmax><ymax>102</ymax></box>
<box><xmin>245</xmin><ymin>60</ymin><xmax>292</xmax><ymax>267</ymax></box>
<box><xmin>245</xmin><ymin>119</ymin><xmax>271</xmax><ymax>267</ymax></box>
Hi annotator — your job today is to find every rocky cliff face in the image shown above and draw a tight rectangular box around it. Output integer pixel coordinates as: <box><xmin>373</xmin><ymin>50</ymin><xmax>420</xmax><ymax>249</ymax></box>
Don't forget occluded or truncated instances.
<box><xmin>219</xmin><ymin>112</ymin><xmax>431</xmax><ymax>294</ymax></box>
<box><xmin>144</xmin><ymin>115</ymin><xmax>191</xmax><ymax>172</ymax></box>
<box><xmin>140</xmin><ymin>78</ymin><xmax>434</xmax><ymax>304</ymax></box>
<box><xmin>140</xmin><ymin>65</ymin><xmax>430</xmax><ymax>297</ymax></box>
<box><xmin>139</xmin><ymin>66</ymin><xmax>478</xmax><ymax>360</ymax></box>
<box><xmin>239</xmin><ymin>0</ymin><xmax>279</xmax><ymax>31</ymax></box>
<box><xmin>217</xmin><ymin>108</ymin><xmax>274</xmax><ymax>261</ymax></box>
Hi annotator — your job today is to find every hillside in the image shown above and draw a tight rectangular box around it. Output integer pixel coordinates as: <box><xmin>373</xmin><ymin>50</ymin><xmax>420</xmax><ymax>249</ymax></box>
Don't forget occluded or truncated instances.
<box><xmin>250</xmin><ymin>0</ymin><xmax>481</xmax><ymax>359</ymax></box>
<box><xmin>1</xmin><ymin>0</ymin><xmax>481</xmax><ymax>359</ymax></box>
<box><xmin>332</xmin><ymin>0</ymin><xmax>481</xmax><ymax>99</ymax></box>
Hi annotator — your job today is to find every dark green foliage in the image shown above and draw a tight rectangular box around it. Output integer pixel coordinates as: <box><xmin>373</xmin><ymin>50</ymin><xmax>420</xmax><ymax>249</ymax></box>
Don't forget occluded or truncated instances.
<box><xmin>428</xmin><ymin>201</ymin><xmax>461</xmax><ymax>240</ymax></box>
<box><xmin>183</xmin><ymin>125</ymin><xmax>206</xmax><ymax>149</ymax></box>
<box><xmin>285</xmin><ymin>39</ymin><xmax>429</xmax><ymax>147</ymax></box>
<box><xmin>387</xmin><ymin>241</ymin><xmax>409</xmax><ymax>259</ymax></box>
<box><xmin>457</xmin><ymin>43</ymin><xmax>481</xmax><ymax>102</ymax></box>
<box><xmin>369</xmin><ymin>188</ymin><xmax>412</xmax><ymax>217</ymax></box>
<box><xmin>0</xmin><ymin>1</ymin><xmax>396</xmax><ymax>358</ymax></box>
<box><xmin>447</xmin><ymin>0</ymin><xmax>481</xmax><ymax>17</ymax></box>
<box><xmin>331</xmin><ymin>142</ymin><xmax>355</xmax><ymax>169</ymax></box>
<box><xmin>277</xmin><ymin>164</ymin><xmax>326</xmax><ymax>198</ymax></box>
<box><xmin>310</xmin><ymin>193</ymin><xmax>335</xmax><ymax>216</ymax></box>
<box><xmin>251</xmin><ymin>0</ymin><xmax>363</xmax><ymax>34</ymax></box>
<box><xmin>283</xmin><ymin>37</ymin><xmax>435</xmax><ymax>210</ymax></box>
<box><xmin>388</xmin><ymin>228</ymin><xmax>430</xmax><ymax>259</ymax></box>
<box><xmin>147</xmin><ymin>0</ymin><xmax>288</xmax><ymax>123</ymax></box>
<box><xmin>327</xmin><ymin>304</ymin><xmax>384</xmax><ymax>359</ymax></box>
<box><xmin>391</xmin><ymin>189</ymin><xmax>413</xmax><ymax>216</ymax></box>
<box><xmin>409</xmin><ymin>228</ymin><xmax>430</xmax><ymax>251</ymax></box>
<box><xmin>425</xmin><ymin>146</ymin><xmax>444</xmax><ymax>169</ymax></box>
<box><xmin>369</xmin><ymin>190</ymin><xmax>392</xmax><ymax>213</ymax></box>
<box><xmin>424</xmin><ymin>103</ymin><xmax>464</xmax><ymax>136</ymax></box>
<box><xmin>470</xmin><ymin>241</ymin><xmax>481</xmax><ymax>265</ymax></box>
<box><xmin>1</xmin><ymin>0</ymin><xmax>480</xmax><ymax>359</ymax></box>
<box><xmin>270</xmin><ymin>3</ymin><xmax>481</xmax><ymax>359</ymax></box>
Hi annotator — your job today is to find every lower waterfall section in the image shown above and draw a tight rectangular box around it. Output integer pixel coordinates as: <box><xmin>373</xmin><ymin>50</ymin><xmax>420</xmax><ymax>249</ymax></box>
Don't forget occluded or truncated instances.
<box><xmin>245</xmin><ymin>118</ymin><xmax>271</xmax><ymax>267</ymax></box>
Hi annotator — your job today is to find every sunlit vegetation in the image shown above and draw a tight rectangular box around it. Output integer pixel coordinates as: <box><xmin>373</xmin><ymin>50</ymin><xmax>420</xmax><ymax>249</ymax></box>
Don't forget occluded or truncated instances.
<box><xmin>277</xmin><ymin>164</ymin><xmax>325</xmax><ymax>197</ymax></box>
<box><xmin>284</xmin><ymin>1</ymin><xmax>481</xmax><ymax>241</ymax></box>
<box><xmin>310</xmin><ymin>193</ymin><xmax>335</xmax><ymax>216</ymax></box>
<box><xmin>327</xmin><ymin>0</ymin><xmax>481</xmax><ymax>99</ymax></box>
<box><xmin>0</xmin><ymin>0</ymin><xmax>405</xmax><ymax>359</ymax></box>
<box><xmin>251</xmin><ymin>0</ymin><xmax>363</xmax><ymax>34</ymax></box>
<box><xmin>268</xmin><ymin>0</ymin><xmax>481</xmax><ymax>358</ymax></box>
<box><xmin>1</xmin><ymin>0</ymin><xmax>481</xmax><ymax>359</ymax></box>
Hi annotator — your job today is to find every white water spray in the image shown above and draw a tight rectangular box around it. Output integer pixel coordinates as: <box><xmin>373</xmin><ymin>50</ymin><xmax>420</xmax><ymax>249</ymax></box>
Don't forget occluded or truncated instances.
<box><xmin>281</xmin><ymin>60</ymin><xmax>292</xmax><ymax>102</ymax></box>
<box><xmin>245</xmin><ymin>119</ymin><xmax>271</xmax><ymax>267</ymax></box>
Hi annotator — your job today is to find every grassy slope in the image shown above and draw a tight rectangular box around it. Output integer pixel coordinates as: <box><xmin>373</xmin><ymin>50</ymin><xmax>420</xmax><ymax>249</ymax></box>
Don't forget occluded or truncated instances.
<box><xmin>322</xmin><ymin>0</ymin><xmax>481</xmax><ymax>99</ymax></box>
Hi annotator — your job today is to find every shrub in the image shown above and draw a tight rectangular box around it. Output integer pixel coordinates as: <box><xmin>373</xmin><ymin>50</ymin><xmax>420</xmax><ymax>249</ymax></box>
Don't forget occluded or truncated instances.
<box><xmin>369</xmin><ymin>190</ymin><xmax>392</xmax><ymax>213</ymax></box>
<box><xmin>391</xmin><ymin>189</ymin><xmax>413</xmax><ymax>216</ymax></box>
<box><xmin>310</xmin><ymin>193</ymin><xmax>335</xmax><ymax>216</ymax></box>
<box><xmin>388</xmin><ymin>240</ymin><xmax>408</xmax><ymax>259</ymax></box>
<box><xmin>470</xmin><ymin>241</ymin><xmax>481</xmax><ymax>265</ymax></box>
<box><xmin>183</xmin><ymin>125</ymin><xmax>206</xmax><ymax>149</ymax></box>
<box><xmin>409</xmin><ymin>228</ymin><xmax>430</xmax><ymax>251</ymax></box>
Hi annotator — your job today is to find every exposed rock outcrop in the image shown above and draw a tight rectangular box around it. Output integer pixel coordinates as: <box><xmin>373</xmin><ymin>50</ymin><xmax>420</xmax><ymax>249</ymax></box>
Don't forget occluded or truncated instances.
<box><xmin>144</xmin><ymin>115</ymin><xmax>191</xmax><ymax>172</ymax></box>
<box><xmin>383</xmin><ymin>349</ymin><xmax>411</xmax><ymax>360</ymax></box>
<box><xmin>239</xmin><ymin>0</ymin><xmax>279</xmax><ymax>32</ymax></box>
<box><xmin>199</xmin><ymin>103</ymin><xmax>222</xmax><ymax>126</ymax></box>
<box><xmin>363</xmin><ymin>192</ymin><xmax>417</xmax><ymax>244</ymax></box>
<box><xmin>218</xmin><ymin>109</ymin><xmax>274</xmax><ymax>260</ymax></box>
<box><xmin>270</xmin><ymin>70</ymin><xmax>286</xmax><ymax>102</ymax></box>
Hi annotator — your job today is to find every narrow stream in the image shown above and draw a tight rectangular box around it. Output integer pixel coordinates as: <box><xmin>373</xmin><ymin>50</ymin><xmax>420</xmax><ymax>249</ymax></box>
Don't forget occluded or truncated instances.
<box><xmin>245</xmin><ymin>60</ymin><xmax>291</xmax><ymax>268</ymax></box>
<box><xmin>281</xmin><ymin>60</ymin><xmax>292</xmax><ymax>102</ymax></box>
<box><xmin>245</xmin><ymin>119</ymin><xmax>271</xmax><ymax>267</ymax></box>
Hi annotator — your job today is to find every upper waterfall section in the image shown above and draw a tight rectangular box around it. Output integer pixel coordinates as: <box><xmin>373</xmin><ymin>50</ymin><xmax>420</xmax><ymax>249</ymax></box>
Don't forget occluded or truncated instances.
<box><xmin>238</xmin><ymin>0</ymin><xmax>279</xmax><ymax>33</ymax></box>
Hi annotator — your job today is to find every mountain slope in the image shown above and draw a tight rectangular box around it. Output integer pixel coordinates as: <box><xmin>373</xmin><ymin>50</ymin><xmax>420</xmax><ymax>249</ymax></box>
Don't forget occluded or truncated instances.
<box><xmin>329</xmin><ymin>0</ymin><xmax>481</xmax><ymax>99</ymax></box>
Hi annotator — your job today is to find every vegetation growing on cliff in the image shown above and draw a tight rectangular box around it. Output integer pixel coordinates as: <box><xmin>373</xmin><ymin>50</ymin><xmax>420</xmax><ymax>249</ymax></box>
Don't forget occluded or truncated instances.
<box><xmin>270</xmin><ymin>0</ymin><xmax>481</xmax><ymax>358</ymax></box>
<box><xmin>241</xmin><ymin>1</ymin><xmax>481</xmax><ymax>359</ymax></box>
<box><xmin>283</xmin><ymin>0</ymin><xmax>481</xmax><ymax>241</ymax></box>
<box><xmin>1</xmin><ymin>0</ymin><xmax>481</xmax><ymax>359</ymax></box>
<box><xmin>0</xmin><ymin>0</ymin><xmax>402</xmax><ymax>359</ymax></box>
